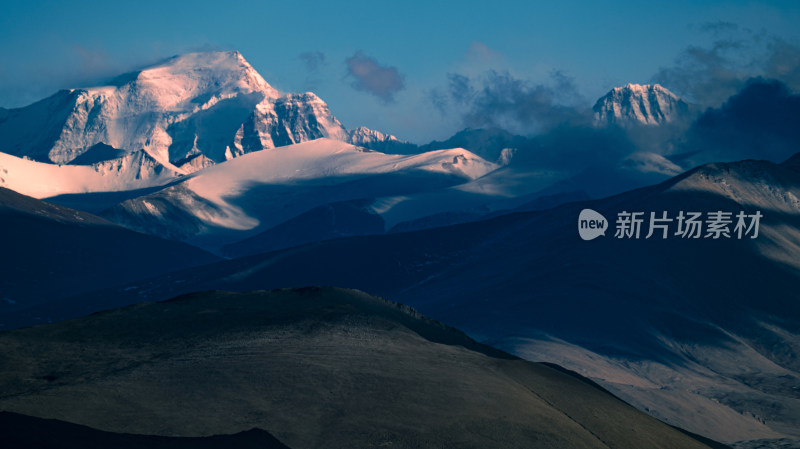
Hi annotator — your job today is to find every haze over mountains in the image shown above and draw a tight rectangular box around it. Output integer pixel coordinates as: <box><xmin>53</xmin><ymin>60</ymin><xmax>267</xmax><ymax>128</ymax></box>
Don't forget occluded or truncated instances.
<box><xmin>2</xmin><ymin>50</ymin><xmax>800</xmax><ymax>448</ymax></box>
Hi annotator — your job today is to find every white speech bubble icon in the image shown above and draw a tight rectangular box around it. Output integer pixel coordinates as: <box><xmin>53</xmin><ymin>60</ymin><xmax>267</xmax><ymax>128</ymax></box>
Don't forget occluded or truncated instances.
<box><xmin>578</xmin><ymin>209</ymin><xmax>608</xmax><ymax>241</ymax></box>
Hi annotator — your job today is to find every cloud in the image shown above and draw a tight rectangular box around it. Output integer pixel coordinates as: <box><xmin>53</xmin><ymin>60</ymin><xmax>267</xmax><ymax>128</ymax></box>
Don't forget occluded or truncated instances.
<box><xmin>763</xmin><ymin>38</ymin><xmax>800</xmax><ymax>89</ymax></box>
<box><xmin>652</xmin><ymin>39</ymin><xmax>750</xmax><ymax>107</ymax></box>
<box><xmin>430</xmin><ymin>69</ymin><xmax>590</xmax><ymax>135</ymax></box>
<box><xmin>446</xmin><ymin>73</ymin><xmax>474</xmax><ymax>104</ymax></box>
<box><xmin>298</xmin><ymin>51</ymin><xmax>328</xmax><ymax>90</ymax></box>
<box><xmin>679</xmin><ymin>78</ymin><xmax>800</xmax><ymax>165</ymax></box>
<box><xmin>652</xmin><ymin>26</ymin><xmax>800</xmax><ymax>107</ymax></box>
<box><xmin>0</xmin><ymin>45</ymin><xmax>140</xmax><ymax>108</ymax></box>
<box><xmin>185</xmin><ymin>42</ymin><xmax>232</xmax><ymax>53</ymax></box>
<box><xmin>0</xmin><ymin>43</ymin><xmax>215</xmax><ymax>108</ymax></box>
<box><xmin>465</xmin><ymin>41</ymin><xmax>503</xmax><ymax>66</ymax></box>
<box><xmin>426</xmin><ymin>69</ymin><xmax>646</xmax><ymax>186</ymax></box>
<box><xmin>299</xmin><ymin>51</ymin><xmax>326</xmax><ymax>72</ymax></box>
<box><xmin>424</xmin><ymin>31</ymin><xmax>800</xmax><ymax>194</ymax></box>
<box><xmin>71</xmin><ymin>46</ymin><xmax>118</xmax><ymax>78</ymax></box>
<box><xmin>345</xmin><ymin>51</ymin><xmax>405</xmax><ymax>103</ymax></box>
<box><xmin>458</xmin><ymin>42</ymin><xmax>508</xmax><ymax>77</ymax></box>
<box><xmin>695</xmin><ymin>20</ymin><xmax>741</xmax><ymax>35</ymax></box>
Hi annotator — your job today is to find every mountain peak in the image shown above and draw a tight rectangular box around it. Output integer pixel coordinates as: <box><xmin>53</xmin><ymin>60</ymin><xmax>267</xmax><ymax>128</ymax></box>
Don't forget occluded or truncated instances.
<box><xmin>0</xmin><ymin>50</ymin><xmax>400</xmax><ymax>179</ymax></box>
<box><xmin>621</xmin><ymin>83</ymin><xmax>670</xmax><ymax>93</ymax></box>
<box><xmin>594</xmin><ymin>83</ymin><xmax>691</xmax><ymax>126</ymax></box>
<box><xmin>118</xmin><ymin>50</ymin><xmax>278</xmax><ymax>102</ymax></box>
<box><xmin>348</xmin><ymin>126</ymin><xmax>400</xmax><ymax>143</ymax></box>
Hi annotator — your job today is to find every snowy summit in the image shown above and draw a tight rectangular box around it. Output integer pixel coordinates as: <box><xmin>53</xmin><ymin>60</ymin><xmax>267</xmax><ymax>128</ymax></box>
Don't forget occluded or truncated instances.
<box><xmin>0</xmin><ymin>51</ymin><xmax>403</xmax><ymax>176</ymax></box>
<box><xmin>593</xmin><ymin>83</ymin><xmax>691</xmax><ymax>126</ymax></box>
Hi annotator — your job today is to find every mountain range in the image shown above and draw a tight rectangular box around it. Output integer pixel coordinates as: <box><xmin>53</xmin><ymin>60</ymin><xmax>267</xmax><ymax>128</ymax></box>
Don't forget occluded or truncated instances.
<box><xmin>0</xmin><ymin>51</ymin><xmax>404</xmax><ymax>189</ymax></box>
<box><xmin>0</xmin><ymin>52</ymin><xmax>700</xmax><ymax>255</ymax></box>
<box><xmin>15</xmin><ymin>153</ymin><xmax>798</xmax><ymax>446</ymax></box>
<box><xmin>1</xmin><ymin>50</ymin><xmax>798</xmax><ymax>448</ymax></box>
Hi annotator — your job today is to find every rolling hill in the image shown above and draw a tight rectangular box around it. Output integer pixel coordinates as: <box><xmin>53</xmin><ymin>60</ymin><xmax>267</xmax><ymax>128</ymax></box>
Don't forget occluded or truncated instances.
<box><xmin>0</xmin><ymin>288</ymin><xmax>722</xmax><ymax>449</ymax></box>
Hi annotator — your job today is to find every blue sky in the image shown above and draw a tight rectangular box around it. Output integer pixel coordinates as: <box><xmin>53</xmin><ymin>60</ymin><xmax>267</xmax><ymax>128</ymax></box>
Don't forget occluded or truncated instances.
<box><xmin>2</xmin><ymin>0</ymin><xmax>799</xmax><ymax>143</ymax></box>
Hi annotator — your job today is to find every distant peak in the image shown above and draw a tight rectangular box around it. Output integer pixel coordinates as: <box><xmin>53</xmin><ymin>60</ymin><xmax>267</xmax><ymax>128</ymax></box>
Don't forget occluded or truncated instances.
<box><xmin>142</xmin><ymin>50</ymin><xmax>255</xmax><ymax>74</ymax></box>
<box><xmin>347</xmin><ymin>126</ymin><xmax>402</xmax><ymax>144</ymax></box>
<box><xmin>594</xmin><ymin>83</ymin><xmax>689</xmax><ymax>126</ymax></box>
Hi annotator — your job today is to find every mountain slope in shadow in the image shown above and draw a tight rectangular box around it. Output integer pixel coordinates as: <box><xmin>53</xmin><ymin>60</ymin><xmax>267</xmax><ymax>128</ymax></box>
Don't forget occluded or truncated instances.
<box><xmin>0</xmin><ymin>187</ymin><xmax>219</xmax><ymax>317</ymax></box>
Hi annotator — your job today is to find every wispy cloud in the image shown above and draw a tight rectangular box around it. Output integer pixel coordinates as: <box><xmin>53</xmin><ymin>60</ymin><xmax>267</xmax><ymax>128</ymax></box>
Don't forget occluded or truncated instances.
<box><xmin>0</xmin><ymin>45</ymin><xmax>132</xmax><ymax>107</ymax></box>
<box><xmin>299</xmin><ymin>51</ymin><xmax>326</xmax><ymax>72</ymax></box>
<box><xmin>652</xmin><ymin>26</ymin><xmax>800</xmax><ymax>106</ymax></box>
<box><xmin>345</xmin><ymin>51</ymin><xmax>405</xmax><ymax>103</ymax></box>
<box><xmin>464</xmin><ymin>41</ymin><xmax>503</xmax><ymax>66</ymax></box>
<box><xmin>430</xmin><ymin>69</ymin><xmax>589</xmax><ymax>135</ymax></box>
<box><xmin>297</xmin><ymin>50</ymin><xmax>327</xmax><ymax>90</ymax></box>
<box><xmin>695</xmin><ymin>20</ymin><xmax>741</xmax><ymax>35</ymax></box>
<box><xmin>763</xmin><ymin>38</ymin><xmax>800</xmax><ymax>90</ymax></box>
<box><xmin>0</xmin><ymin>43</ymin><xmax>207</xmax><ymax>108</ymax></box>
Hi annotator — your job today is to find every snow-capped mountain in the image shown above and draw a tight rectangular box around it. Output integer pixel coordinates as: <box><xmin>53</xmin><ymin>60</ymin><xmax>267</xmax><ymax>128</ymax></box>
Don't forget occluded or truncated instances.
<box><xmin>593</xmin><ymin>83</ymin><xmax>692</xmax><ymax>126</ymax></box>
<box><xmin>0</xmin><ymin>150</ymin><xmax>179</xmax><ymax>199</ymax></box>
<box><xmin>102</xmin><ymin>138</ymin><xmax>498</xmax><ymax>247</ymax></box>
<box><xmin>346</xmin><ymin>126</ymin><xmax>415</xmax><ymax>153</ymax></box>
<box><xmin>0</xmin><ymin>51</ymin><xmax>407</xmax><ymax>186</ymax></box>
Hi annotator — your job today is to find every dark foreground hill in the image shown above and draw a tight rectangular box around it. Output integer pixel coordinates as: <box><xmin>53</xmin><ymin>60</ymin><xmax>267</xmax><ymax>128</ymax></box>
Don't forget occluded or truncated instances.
<box><xmin>0</xmin><ymin>411</ymin><xmax>291</xmax><ymax>449</ymax></box>
<box><xmin>0</xmin><ymin>288</ymin><xmax>719</xmax><ymax>449</ymax></box>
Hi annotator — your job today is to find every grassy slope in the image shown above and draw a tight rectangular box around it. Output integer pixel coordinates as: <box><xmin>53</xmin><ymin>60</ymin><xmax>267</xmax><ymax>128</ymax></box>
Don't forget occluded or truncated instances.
<box><xmin>0</xmin><ymin>288</ymin><xmax>718</xmax><ymax>449</ymax></box>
